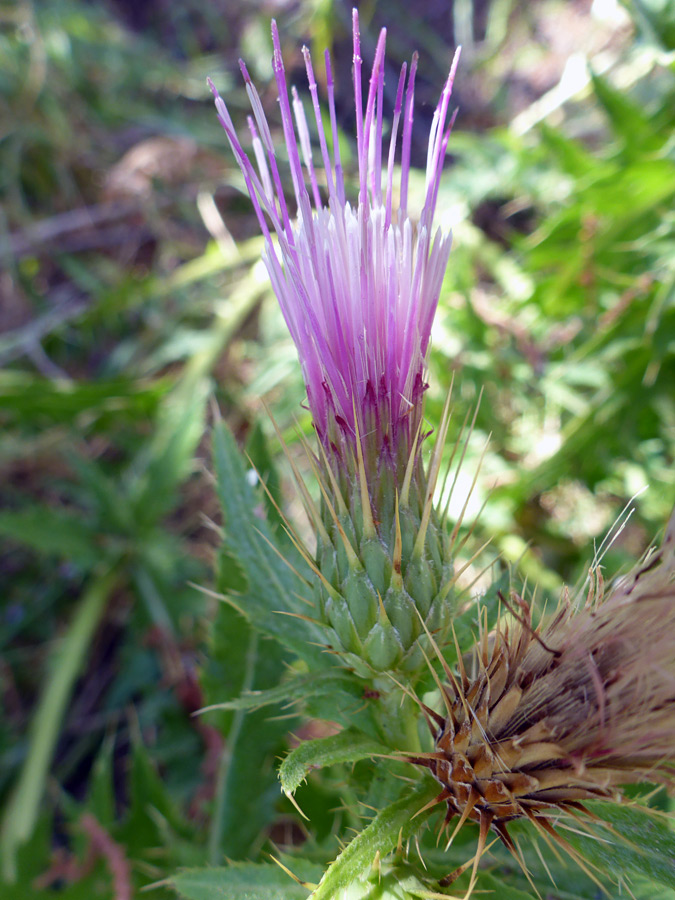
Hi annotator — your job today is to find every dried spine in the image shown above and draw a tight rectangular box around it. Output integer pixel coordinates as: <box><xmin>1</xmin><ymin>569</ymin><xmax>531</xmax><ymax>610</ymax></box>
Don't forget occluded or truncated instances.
<box><xmin>409</xmin><ymin>511</ymin><xmax>675</xmax><ymax>889</ymax></box>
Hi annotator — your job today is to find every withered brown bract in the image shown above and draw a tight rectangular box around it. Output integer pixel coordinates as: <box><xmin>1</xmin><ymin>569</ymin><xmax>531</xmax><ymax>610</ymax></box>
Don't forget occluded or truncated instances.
<box><xmin>407</xmin><ymin>509</ymin><xmax>675</xmax><ymax>897</ymax></box>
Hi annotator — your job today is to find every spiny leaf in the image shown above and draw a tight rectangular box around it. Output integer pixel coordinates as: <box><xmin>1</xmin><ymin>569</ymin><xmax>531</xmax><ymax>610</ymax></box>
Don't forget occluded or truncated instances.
<box><xmin>212</xmin><ymin>635</ymin><xmax>293</xmax><ymax>861</ymax></box>
<box><xmin>170</xmin><ymin>860</ymin><xmax>322</xmax><ymax>900</ymax></box>
<box><xmin>308</xmin><ymin>778</ymin><xmax>439</xmax><ymax>900</ymax></box>
<box><xmin>471</xmin><ymin>872</ymin><xmax>536</xmax><ymax>900</ymax></box>
<box><xmin>201</xmin><ymin>668</ymin><xmax>363</xmax><ymax>714</ymax></box>
<box><xmin>212</xmin><ymin>418</ymin><xmax>325</xmax><ymax>666</ymax></box>
<box><xmin>245</xmin><ymin>420</ymin><xmax>286</xmax><ymax>537</ymax></box>
<box><xmin>280</xmin><ymin>729</ymin><xmax>390</xmax><ymax>795</ymax></box>
<box><xmin>567</xmin><ymin>801</ymin><xmax>675</xmax><ymax>891</ymax></box>
<box><xmin>202</xmin><ymin>602</ymin><xmax>295</xmax><ymax>862</ymax></box>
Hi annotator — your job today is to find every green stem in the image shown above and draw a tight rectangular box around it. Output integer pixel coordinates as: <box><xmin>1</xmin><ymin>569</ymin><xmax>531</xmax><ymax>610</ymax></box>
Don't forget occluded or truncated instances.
<box><xmin>0</xmin><ymin>569</ymin><xmax>119</xmax><ymax>882</ymax></box>
<box><xmin>373</xmin><ymin>679</ymin><xmax>422</xmax><ymax>752</ymax></box>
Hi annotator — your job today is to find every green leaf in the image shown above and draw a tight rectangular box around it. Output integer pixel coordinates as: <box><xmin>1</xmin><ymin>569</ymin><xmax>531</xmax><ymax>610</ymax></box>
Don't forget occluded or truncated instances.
<box><xmin>67</xmin><ymin>452</ymin><xmax>134</xmax><ymax>535</ymax></box>
<box><xmin>567</xmin><ymin>801</ymin><xmax>675</xmax><ymax>890</ymax></box>
<box><xmin>211</xmin><ymin>418</ymin><xmax>324</xmax><ymax>665</ymax></box>
<box><xmin>245</xmin><ymin>420</ymin><xmax>286</xmax><ymax>536</ymax></box>
<box><xmin>203</xmin><ymin>665</ymin><xmax>380</xmax><ymax>742</ymax></box>
<box><xmin>118</xmin><ymin>732</ymin><xmax>192</xmax><ymax>851</ymax></box>
<box><xmin>171</xmin><ymin>861</ymin><xmax>322</xmax><ymax>900</ymax></box>
<box><xmin>279</xmin><ymin>729</ymin><xmax>390</xmax><ymax>795</ymax></box>
<box><xmin>128</xmin><ymin>376</ymin><xmax>210</xmax><ymax>524</ymax></box>
<box><xmin>590</xmin><ymin>71</ymin><xmax>663</xmax><ymax>156</ymax></box>
<box><xmin>626</xmin><ymin>0</ymin><xmax>675</xmax><ymax>49</ymax></box>
<box><xmin>202</xmin><ymin>669</ymin><xmax>363</xmax><ymax>714</ymax></box>
<box><xmin>308</xmin><ymin>779</ymin><xmax>439</xmax><ymax>900</ymax></box>
<box><xmin>0</xmin><ymin>372</ymin><xmax>168</xmax><ymax>429</ymax></box>
<box><xmin>538</xmin><ymin>123</ymin><xmax>599</xmax><ymax>178</ymax></box>
<box><xmin>205</xmin><ymin>602</ymin><xmax>295</xmax><ymax>862</ymax></box>
<box><xmin>304</xmin><ymin>684</ymin><xmax>380</xmax><ymax>738</ymax></box>
<box><xmin>202</xmin><ymin>596</ymin><xmax>260</xmax><ymax>735</ymax></box>
<box><xmin>501</xmin><ymin>812</ymin><xmax>675</xmax><ymax>900</ymax></box>
<box><xmin>86</xmin><ymin>737</ymin><xmax>116</xmax><ymax>827</ymax></box>
<box><xmin>0</xmin><ymin>506</ymin><xmax>99</xmax><ymax>565</ymax></box>
<box><xmin>472</xmin><ymin>872</ymin><xmax>536</xmax><ymax>900</ymax></box>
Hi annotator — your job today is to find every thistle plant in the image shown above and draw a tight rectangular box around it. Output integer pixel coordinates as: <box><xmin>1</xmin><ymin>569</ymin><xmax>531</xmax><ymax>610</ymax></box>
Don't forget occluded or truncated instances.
<box><xmin>209</xmin><ymin>10</ymin><xmax>460</xmax><ymax>679</ymax></box>
<box><xmin>206</xmin><ymin>11</ymin><xmax>675</xmax><ymax>900</ymax></box>
<box><xmin>407</xmin><ymin>515</ymin><xmax>675</xmax><ymax>895</ymax></box>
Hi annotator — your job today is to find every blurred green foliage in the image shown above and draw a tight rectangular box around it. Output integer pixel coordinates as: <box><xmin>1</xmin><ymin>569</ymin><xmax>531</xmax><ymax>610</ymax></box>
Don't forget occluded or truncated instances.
<box><xmin>0</xmin><ymin>0</ymin><xmax>674</xmax><ymax>897</ymax></box>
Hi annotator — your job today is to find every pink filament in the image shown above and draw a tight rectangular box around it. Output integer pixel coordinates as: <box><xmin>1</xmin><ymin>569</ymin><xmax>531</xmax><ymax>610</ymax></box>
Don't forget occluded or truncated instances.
<box><xmin>210</xmin><ymin>12</ymin><xmax>460</xmax><ymax>461</ymax></box>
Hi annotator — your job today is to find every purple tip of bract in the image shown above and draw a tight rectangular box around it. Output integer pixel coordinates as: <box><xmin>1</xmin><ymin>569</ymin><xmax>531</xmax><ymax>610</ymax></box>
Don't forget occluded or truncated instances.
<box><xmin>210</xmin><ymin>9</ymin><xmax>459</xmax><ymax>474</ymax></box>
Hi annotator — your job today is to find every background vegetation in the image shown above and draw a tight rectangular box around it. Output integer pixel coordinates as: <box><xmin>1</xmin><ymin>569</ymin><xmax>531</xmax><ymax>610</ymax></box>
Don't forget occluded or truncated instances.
<box><xmin>1</xmin><ymin>0</ymin><xmax>674</xmax><ymax>897</ymax></box>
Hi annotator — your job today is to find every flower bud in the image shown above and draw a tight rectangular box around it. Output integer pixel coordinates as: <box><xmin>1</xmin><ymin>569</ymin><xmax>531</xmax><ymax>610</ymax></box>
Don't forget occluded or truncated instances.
<box><xmin>210</xmin><ymin>11</ymin><xmax>461</xmax><ymax>675</ymax></box>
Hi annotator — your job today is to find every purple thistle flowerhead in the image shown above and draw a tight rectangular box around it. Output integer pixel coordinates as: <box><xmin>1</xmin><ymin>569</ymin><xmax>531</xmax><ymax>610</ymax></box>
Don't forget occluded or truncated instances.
<box><xmin>209</xmin><ymin>10</ymin><xmax>459</xmax><ymax>488</ymax></box>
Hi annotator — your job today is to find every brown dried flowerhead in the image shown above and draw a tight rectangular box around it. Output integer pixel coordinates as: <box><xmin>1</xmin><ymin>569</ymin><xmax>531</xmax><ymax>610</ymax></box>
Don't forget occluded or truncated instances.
<box><xmin>408</xmin><ymin>510</ymin><xmax>675</xmax><ymax>894</ymax></box>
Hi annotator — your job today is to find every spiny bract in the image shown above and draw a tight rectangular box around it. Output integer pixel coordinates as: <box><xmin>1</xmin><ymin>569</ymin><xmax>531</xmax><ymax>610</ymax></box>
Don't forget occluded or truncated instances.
<box><xmin>407</xmin><ymin>509</ymin><xmax>675</xmax><ymax>895</ymax></box>
<box><xmin>313</xmin><ymin>416</ymin><xmax>455</xmax><ymax>674</ymax></box>
<box><xmin>210</xmin><ymin>11</ymin><xmax>463</xmax><ymax>676</ymax></box>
